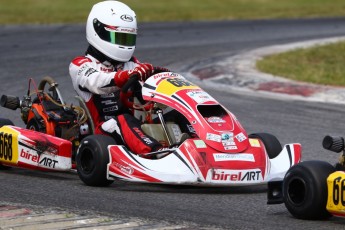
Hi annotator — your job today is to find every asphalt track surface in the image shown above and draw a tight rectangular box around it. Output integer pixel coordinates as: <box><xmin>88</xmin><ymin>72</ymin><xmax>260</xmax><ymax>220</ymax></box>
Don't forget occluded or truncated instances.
<box><xmin>2</xmin><ymin>18</ymin><xmax>345</xmax><ymax>229</ymax></box>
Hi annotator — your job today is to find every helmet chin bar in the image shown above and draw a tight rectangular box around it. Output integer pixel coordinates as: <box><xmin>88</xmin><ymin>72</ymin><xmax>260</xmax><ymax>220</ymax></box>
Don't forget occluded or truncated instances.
<box><xmin>90</xmin><ymin>40</ymin><xmax>135</xmax><ymax>62</ymax></box>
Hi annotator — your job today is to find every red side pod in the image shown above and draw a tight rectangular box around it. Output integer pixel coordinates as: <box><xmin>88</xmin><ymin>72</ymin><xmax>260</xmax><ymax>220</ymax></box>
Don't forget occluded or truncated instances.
<box><xmin>1</xmin><ymin>126</ymin><xmax>72</xmax><ymax>171</ymax></box>
<box><xmin>13</xmin><ymin>126</ymin><xmax>72</xmax><ymax>158</ymax></box>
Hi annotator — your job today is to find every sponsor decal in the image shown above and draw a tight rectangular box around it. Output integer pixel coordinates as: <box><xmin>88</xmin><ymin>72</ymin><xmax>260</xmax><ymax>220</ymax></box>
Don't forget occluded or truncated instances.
<box><xmin>103</xmin><ymin>106</ymin><xmax>119</xmax><ymax>112</ymax></box>
<box><xmin>221</xmin><ymin>133</ymin><xmax>233</xmax><ymax>140</ymax></box>
<box><xmin>224</xmin><ymin>146</ymin><xmax>238</xmax><ymax>150</ymax></box>
<box><xmin>104</xmin><ymin>25</ymin><xmax>136</xmax><ymax>33</ymax></box>
<box><xmin>20</xmin><ymin>148</ymin><xmax>39</xmax><ymax>163</ymax></box>
<box><xmin>153</xmin><ymin>72</ymin><xmax>173</xmax><ymax>79</ymax></box>
<box><xmin>114</xmin><ymin>162</ymin><xmax>134</xmax><ymax>175</ymax></box>
<box><xmin>222</xmin><ymin>141</ymin><xmax>235</xmax><ymax>146</ymax></box>
<box><xmin>133</xmin><ymin>127</ymin><xmax>153</xmax><ymax>145</ymax></box>
<box><xmin>84</xmin><ymin>68</ymin><xmax>97</xmax><ymax>77</ymax></box>
<box><xmin>100</xmin><ymin>93</ymin><xmax>115</xmax><ymax>98</ymax></box>
<box><xmin>101</xmin><ymin>100</ymin><xmax>117</xmax><ymax>106</ymax></box>
<box><xmin>100</xmin><ymin>66</ymin><xmax>114</xmax><ymax>72</ymax></box>
<box><xmin>211</xmin><ymin>169</ymin><xmax>261</xmax><ymax>182</ymax></box>
<box><xmin>194</xmin><ymin>140</ymin><xmax>207</xmax><ymax>148</ymax></box>
<box><xmin>104</xmin><ymin>115</ymin><xmax>116</xmax><ymax>121</ymax></box>
<box><xmin>20</xmin><ymin>146</ymin><xmax>59</xmax><ymax>168</ymax></box>
<box><xmin>169</xmin><ymin>73</ymin><xmax>180</xmax><ymax>77</ymax></box>
<box><xmin>235</xmin><ymin>132</ymin><xmax>247</xmax><ymax>142</ymax></box>
<box><xmin>207</xmin><ymin>116</ymin><xmax>226</xmax><ymax>123</ymax></box>
<box><xmin>221</xmin><ymin>133</ymin><xmax>236</xmax><ymax>149</ymax></box>
<box><xmin>77</xmin><ymin>65</ymin><xmax>88</xmax><ymax>76</ymax></box>
<box><xmin>120</xmin><ymin>14</ymin><xmax>134</xmax><ymax>22</ymax></box>
<box><xmin>213</xmin><ymin>153</ymin><xmax>254</xmax><ymax>162</ymax></box>
<box><xmin>118</xmin><ymin>27</ymin><xmax>136</xmax><ymax>33</ymax></box>
<box><xmin>39</xmin><ymin>157</ymin><xmax>58</xmax><ymax>168</ymax></box>
<box><xmin>206</xmin><ymin>133</ymin><xmax>221</xmax><ymax>142</ymax></box>
<box><xmin>249</xmin><ymin>139</ymin><xmax>261</xmax><ymax>147</ymax></box>
<box><xmin>187</xmin><ymin>90</ymin><xmax>215</xmax><ymax>104</ymax></box>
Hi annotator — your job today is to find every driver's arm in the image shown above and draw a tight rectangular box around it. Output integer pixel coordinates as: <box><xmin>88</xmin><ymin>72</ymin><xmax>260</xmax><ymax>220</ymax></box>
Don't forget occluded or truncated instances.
<box><xmin>69</xmin><ymin>56</ymin><xmax>119</xmax><ymax>95</ymax></box>
<box><xmin>70</xmin><ymin>56</ymin><xmax>154</xmax><ymax>94</ymax></box>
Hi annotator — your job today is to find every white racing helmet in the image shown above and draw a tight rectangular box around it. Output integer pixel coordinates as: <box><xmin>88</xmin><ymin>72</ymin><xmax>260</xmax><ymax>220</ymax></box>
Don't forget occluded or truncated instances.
<box><xmin>86</xmin><ymin>1</ymin><xmax>137</xmax><ymax>62</ymax></box>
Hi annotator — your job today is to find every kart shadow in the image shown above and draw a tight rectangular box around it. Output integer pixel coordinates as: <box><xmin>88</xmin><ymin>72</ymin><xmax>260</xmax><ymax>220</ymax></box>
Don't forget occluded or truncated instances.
<box><xmin>111</xmin><ymin>181</ymin><xmax>267</xmax><ymax>194</ymax></box>
<box><xmin>0</xmin><ymin>167</ymin><xmax>77</xmax><ymax>181</ymax></box>
<box><xmin>2</xmin><ymin>168</ymin><xmax>267</xmax><ymax>194</ymax></box>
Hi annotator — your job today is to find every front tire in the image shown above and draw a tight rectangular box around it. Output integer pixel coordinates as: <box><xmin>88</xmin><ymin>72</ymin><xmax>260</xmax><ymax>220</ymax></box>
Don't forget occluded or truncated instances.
<box><xmin>283</xmin><ymin>160</ymin><xmax>335</xmax><ymax>220</ymax></box>
<box><xmin>249</xmin><ymin>133</ymin><xmax>282</xmax><ymax>159</ymax></box>
<box><xmin>76</xmin><ymin>135</ymin><xmax>116</xmax><ymax>186</ymax></box>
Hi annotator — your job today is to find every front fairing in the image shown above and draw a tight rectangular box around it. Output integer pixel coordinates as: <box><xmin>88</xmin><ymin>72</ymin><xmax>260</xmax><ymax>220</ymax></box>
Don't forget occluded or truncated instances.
<box><xmin>142</xmin><ymin>72</ymin><xmax>249</xmax><ymax>153</ymax></box>
<box><xmin>107</xmin><ymin>139</ymin><xmax>266</xmax><ymax>185</ymax></box>
<box><xmin>107</xmin><ymin>139</ymin><xmax>301</xmax><ymax>186</ymax></box>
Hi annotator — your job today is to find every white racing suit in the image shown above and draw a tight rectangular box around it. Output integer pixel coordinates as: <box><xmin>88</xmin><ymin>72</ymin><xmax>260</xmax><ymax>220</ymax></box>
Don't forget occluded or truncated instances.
<box><xmin>69</xmin><ymin>54</ymin><xmax>162</xmax><ymax>155</ymax></box>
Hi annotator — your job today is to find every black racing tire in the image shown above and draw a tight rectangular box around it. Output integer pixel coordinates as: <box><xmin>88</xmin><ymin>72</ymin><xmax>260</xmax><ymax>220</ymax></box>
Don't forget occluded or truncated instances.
<box><xmin>0</xmin><ymin>163</ymin><xmax>11</xmax><ymax>170</ymax></box>
<box><xmin>76</xmin><ymin>135</ymin><xmax>115</xmax><ymax>187</ymax></box>
<box><xmin>0</xmin><ymin>118</ymin><xmax>14</xmax><ymax>169</ymax></box>
<box><xmin>0</xmin><ymin>118</ymin><xmax>14</xmax><ymax>128</ymax></box>
<box><xmin>248</xmin><ymin>133</ymin><xmax>282</xmax><ymax>159</ymax></box>
<box><xmin>282</xmin><ymin>160</ymin><xmax>335</xmax><ymax>220</ymax></box>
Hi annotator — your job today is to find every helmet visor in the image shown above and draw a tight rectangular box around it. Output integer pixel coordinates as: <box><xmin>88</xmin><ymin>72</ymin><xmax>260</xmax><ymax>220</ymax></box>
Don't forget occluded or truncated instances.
<box><xmin>93</xmin><ymin>19</ymin><xmax>136</xmax><ymax>46</ymax></box>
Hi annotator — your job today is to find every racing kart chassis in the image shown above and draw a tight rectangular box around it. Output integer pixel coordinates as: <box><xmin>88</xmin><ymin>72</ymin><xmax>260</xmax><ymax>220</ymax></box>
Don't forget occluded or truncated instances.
<box><xmin>75</xmin><ymin>72</ymin><xmax>302</xmax><ymax>187</ymax></box>
<box><xmin>75</xmin><ymin>133</ymin><xmax>301</xmax><ymax>187</ymax></box>
<box><xmin>0</xmin><ymin>72</ymin><xmax>302</xmax><ymax>189</ymax></box>
<box><xmin>267</xmin><ymin>135</ymin><xmax>345</xmax><ymax>220</ymax></box>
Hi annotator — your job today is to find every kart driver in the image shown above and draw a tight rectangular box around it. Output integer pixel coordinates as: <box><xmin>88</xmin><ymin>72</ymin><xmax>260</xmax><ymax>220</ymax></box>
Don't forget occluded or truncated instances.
<box><xmin>69</xmin><ymin>0</ymin><xmax>169</xmax><ymax>157</ymax></box>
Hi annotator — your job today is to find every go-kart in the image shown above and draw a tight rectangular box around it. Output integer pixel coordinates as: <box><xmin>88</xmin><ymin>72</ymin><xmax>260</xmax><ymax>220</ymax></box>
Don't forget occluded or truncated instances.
<box><xmin>0</xmin><ymin>76</ymin><xmax>86</xmax><ymax>171</ymax></box>
<box><xmin>0</xmin><ymin>71</ymin><xmax>302</xmax><ymax>188</ymax></box>
<box><xmin>267</xmin><ymin>135</ymin><xmax>345</xmax><ymax>220</ymax></box>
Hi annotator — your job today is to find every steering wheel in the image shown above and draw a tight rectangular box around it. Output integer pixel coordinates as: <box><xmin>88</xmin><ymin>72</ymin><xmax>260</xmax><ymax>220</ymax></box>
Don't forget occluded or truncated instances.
<box><xmin>120</xmin><ymin>67</ymin><xmax>167</xmax><ymax>111</ymax></box>
<box><xmin>120</xmin><ymin>73</ymin><xmax>151</xmax><ymax>111</ymax></box>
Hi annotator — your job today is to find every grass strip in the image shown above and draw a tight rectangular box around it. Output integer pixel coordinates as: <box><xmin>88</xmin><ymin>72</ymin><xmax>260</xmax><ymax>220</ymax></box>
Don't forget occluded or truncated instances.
<box><xmin>256</xmin><ymin>41</ymin><xmax>345</xmax><ymax>86</ymax></box>
<box><xmin>0</xmin><ymin>0</ymin><xmax>345</xmax><ymax>24</ymax></box>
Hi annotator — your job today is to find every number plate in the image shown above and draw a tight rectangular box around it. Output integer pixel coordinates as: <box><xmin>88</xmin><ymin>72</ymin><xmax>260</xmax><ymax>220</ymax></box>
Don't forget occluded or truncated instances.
<box><xmin>327</xmin><ymin>171</ymin><xmax>345</xmax><ymax>216</ymax></box>
<box><xmin>156</xmin><ymin>77</ymin><xmax>199</xmax><ymax>96</ymax></box>
<box><xmin>0</xmin><ymin>126</ymin><xmax>19</xmax><ymax>164</ymax></box>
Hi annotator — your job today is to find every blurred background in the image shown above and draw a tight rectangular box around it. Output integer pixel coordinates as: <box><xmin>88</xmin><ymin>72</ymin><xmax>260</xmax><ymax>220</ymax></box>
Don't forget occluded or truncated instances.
<box><xmin>1</xmin><ymin>0</ymin><xmax>345</xmax><ymax>24</ymax></box>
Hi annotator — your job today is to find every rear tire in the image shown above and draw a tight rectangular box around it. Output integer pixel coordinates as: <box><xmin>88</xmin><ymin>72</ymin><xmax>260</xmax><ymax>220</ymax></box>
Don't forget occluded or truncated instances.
<box><xmin>283</xmin><ymin>160</ymin><xmax>335</xmax><ymax>220</ymax></box>
<box><xmin>0</xmin><ymin>118</ymin><xmax>14</xmax><ymax>170</ymax></box>
<box><xmin>0</xmin><ymin>118</ymin><xmax>14</xmax><ymax>128</ymax></box>
<box><xmin>76</xmin><ymin>135</ymin><xmax>115</xmax><ymax>186</ymax></box>
<box><xmin>26</xmin><ymin>118</ymin><xmax>46</xmax><ymax>133</ymax></box>
<box><xmin>249</xmin><ymin>133</ymin><xmax>282</xmax><ymax>159</ymax></box>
